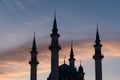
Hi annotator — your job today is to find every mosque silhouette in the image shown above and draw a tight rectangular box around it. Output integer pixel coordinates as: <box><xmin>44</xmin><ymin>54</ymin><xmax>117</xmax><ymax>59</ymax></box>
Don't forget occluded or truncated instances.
<box><xmin>29</xmin><ymin>13</ymin><xmax>104</xmax><ymax>80</ymax></box>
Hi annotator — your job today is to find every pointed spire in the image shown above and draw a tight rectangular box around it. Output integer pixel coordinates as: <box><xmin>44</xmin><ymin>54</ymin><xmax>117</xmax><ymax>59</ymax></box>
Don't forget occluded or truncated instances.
<box><xmin>29</xmin><ymin>32</ymin><xmax>39</xmax><ymax>80</ymax></box>
<box><xmin>32</xmin><ymin>32</ymin><xmax>37</xmax><ymax>50</ymax></box>
<box><xmin>69</xmin><ymin>41</ymin><xmax>75</xmax><ymax>67</ymax></box>
<box><xmin>95</xmin><ymin>23</ymin><xmax>100</xmax><ymax>43</ymax></box>
<box><xmin>70</xmin><ymin>40</ymin><xmax>74</xmax><ymax>58</ymax></box>
<box><xmin>93</xmin><ymin>23</ymin><xmax>103</xmax><ymax>80</ymax></box>
<box><xmin>48</xmin><ymin>10</ymin><xmax>61</xmax><ymax>80</ymax></box>
<box><xmin>52</xmin><ymin>10</ymin><xmax>58</xmax><ymax>33</ymax></box>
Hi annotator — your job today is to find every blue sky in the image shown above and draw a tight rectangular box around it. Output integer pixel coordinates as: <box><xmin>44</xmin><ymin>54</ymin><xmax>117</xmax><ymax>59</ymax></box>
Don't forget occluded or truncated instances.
<box><xmin>0</xmin><ymin>0</ymin><xmax>120</xmax><ymax>80</ymax></box>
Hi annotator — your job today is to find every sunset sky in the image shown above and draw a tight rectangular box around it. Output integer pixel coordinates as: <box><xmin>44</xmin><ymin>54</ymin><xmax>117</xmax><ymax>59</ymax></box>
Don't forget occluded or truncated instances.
<box><xmin>0</xmin><ymin>0</ymin><xmax>120</xmax><ymax>80</ymax></box>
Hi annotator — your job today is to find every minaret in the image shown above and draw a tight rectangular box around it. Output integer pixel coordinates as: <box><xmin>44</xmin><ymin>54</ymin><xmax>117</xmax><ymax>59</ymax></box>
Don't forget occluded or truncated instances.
<box><xmin>48</xmin><ymin>11</ymin><xmax>61</xmax><ymax>80</ymax></box>
<box><xmin>93</xmin><ymin>25</ymin><xmax>104</xmax><ymax>80</ymax></box>
<box><xmin>29</xmin><ymin>33</ymin><xmax>39</xmax><ymax>80</ymax></box>
<box><xmin>69</xmin><ymin>41</ymin><xmax>75</xmax><ymax>67</ymax></box>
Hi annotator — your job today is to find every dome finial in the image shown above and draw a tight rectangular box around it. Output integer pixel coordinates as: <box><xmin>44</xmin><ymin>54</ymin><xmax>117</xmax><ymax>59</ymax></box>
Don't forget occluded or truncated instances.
<box><xmin>80</xmin><ymin>60</ymin><xmax>82</xmax><ymax>66</ymax></box>
<box><xmin>64</xmin><ymin>56</ymin><xmax>66</xmax><ymax>64</ymax></box>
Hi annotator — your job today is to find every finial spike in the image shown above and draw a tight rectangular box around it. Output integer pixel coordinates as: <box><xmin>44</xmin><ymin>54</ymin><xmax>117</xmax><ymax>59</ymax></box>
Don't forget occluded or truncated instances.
<box><xmin>80</xmin><ymin>60</ymin><xmax>82</xmax><ymax>66</ymax></box>
<box><xmin>71</xmin><ymin>40</ymin><xmax>73</xmax><ymax>45</ymax></box>
<box><xmin>97</xmin><ymin>22</ymin><xmax>99</xmax><ymax>33</ymax></box>
<box><xmin>54</xmin><ymin>10</ymin><xmax>57</xmax><ymax>18</ymax></box>
<box><xmin>64</xmin><ymin>56</ymin><xmax>66</xmax><ymax>64</ymax></box>
<box><xmin>71</xmin><ymin>40</ymin><xmax>73</xmax><ymax>49</ymax></box>
<box><xmin>33</xmin><ymin>31</ymin><xmax>36</xmax><ymax>41</ymax></box>
<box><xmin>97</xmin><ymin>22</ymin><xmax>99</xmax><ymax>28</ymax></box>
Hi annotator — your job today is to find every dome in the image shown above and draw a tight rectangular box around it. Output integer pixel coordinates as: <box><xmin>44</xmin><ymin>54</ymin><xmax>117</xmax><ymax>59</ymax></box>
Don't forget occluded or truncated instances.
<box><xmin>59</xmin><ymin>63</ymin><xmax>78</xmax><ymax>78</ymax></box>
<box><xmin>78</xmin><ymin>65</ymin><xmax>84</xmax><ymax>73</ymax></box>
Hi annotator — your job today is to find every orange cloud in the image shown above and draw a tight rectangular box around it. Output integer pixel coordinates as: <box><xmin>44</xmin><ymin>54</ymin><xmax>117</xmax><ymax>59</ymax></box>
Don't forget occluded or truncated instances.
<box><xmin>0</xmin><ymin>40</ymin><xmax>119</xmax><ymax>80</ymax></box>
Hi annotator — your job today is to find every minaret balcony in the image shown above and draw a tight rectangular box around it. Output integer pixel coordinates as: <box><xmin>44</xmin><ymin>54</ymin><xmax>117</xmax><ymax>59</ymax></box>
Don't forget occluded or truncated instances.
<box><xmin>93</xmin><ymin>55</ymin><xmax>104</xmax><ymax>60</ymax></box>
<box><xmin>29</xmin><ymin>61</ymin><xmax>39</xmax><ymax>66</ymax></box>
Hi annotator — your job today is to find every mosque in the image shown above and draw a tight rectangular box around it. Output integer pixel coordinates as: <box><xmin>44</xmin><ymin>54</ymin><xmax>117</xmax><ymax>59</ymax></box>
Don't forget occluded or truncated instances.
<box><xmin>29</xmin><ymin>14</ymin><xmax>104</xmax><ymax>80</ymax></box>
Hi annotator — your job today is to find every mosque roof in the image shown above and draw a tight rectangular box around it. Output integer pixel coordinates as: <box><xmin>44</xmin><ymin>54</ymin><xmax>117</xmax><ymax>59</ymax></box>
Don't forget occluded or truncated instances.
<box><xmin>59</xmin><ymin>63</ymin><xmax>78</xmax><ymax>78</ymax></box>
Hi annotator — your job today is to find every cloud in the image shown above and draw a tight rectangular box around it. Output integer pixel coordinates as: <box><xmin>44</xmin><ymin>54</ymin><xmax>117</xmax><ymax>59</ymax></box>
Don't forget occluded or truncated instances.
<box><xmin>102</xmin><ymin>40</ymin><xmax>120</xmax><ymax>57</ymax></box>
<box><xmin>0</xmin><ymin>39</ymin><xmax>120</xmax><ymax>64</ymax></box>
<box><xmin>0</xmin><ymin>39</ymin><xmax>119</xmax><ymax>80</ymax></box>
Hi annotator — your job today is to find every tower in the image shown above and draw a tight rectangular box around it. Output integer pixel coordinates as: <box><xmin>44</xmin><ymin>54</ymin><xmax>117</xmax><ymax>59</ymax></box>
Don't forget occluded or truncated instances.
<box><xmin>69</xmin><ymin>41</ymin><xmax>75</xmax><ymax>67</ymax></box>
<box><xmin>93</xmin><ymin>26</ymin><xmax>104</xmax><ymax>80</ymax></box>
<box><xmin>48</xmin><ymin>12</ymin><xmax>61</xmax><ymax>80</ymax></box>
<box><xmin>29</xmin><ymin>33</ymin><xmax>39</xmax><ymax>80</ymax></box>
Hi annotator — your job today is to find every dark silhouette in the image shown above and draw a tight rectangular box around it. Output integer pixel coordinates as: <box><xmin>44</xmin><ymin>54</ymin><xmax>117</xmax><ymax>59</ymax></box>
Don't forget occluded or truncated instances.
<box><xmin>93</xmin><ymin>25</ymin><xmax>104</xmax><ymax>80</ymax></box>
<box><xmin>29</xmin><ymin>14</ymin><xmax>104</xmax><ymax>80</ymax></box>
<box><xmin>47</xmin><ymin>11</ymin><xmax>61</xmax><ymax>80</ymax></box>
<box><xmin>47</xmin><ymin>14</ymin><xmax>85</xmax><ymax>80</ymax></box>
<box><xmin>29</xmin><ymin>33</ymin><xmax>39</xmax><ymax>80</ymax></box>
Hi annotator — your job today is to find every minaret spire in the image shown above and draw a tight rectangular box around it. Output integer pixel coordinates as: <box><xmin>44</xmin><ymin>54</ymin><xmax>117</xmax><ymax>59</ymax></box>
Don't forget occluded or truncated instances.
<box><xmin>29</xmin><ymin>33</ymin><xmax>39</xmax><ymax>80</ymax></box>
<box><xmin>93</xmin><ymin>24</ymin><xmax>104</xmax><ymax>80</ymax></box>
<box><xmin>96</xmin><ymin>23</ymin><xmax>100</xmax><ymax>44</ymax></box>
<box><xmin>69</xmin><ymin>41</ymin><xmax>75</xmax><ymax>67</ymax></box>
<box><xmin>52</xmin><ymin>10</ymin><xmax>58</xmax><ymax>34</ymax></box>
<box><xmin>32</xmin><ymin>32</ymin><xmax>36</xmax><ymax>50</ymax></box>
<box><xmin>70</xmin><ymin>40</ymin><xmax>74</xmax><ymax>57</ymax></box>
<box><xmin>48</xmin><ymin>11</ymin><xmax>61</xmax><ymax>80</ymax></box>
